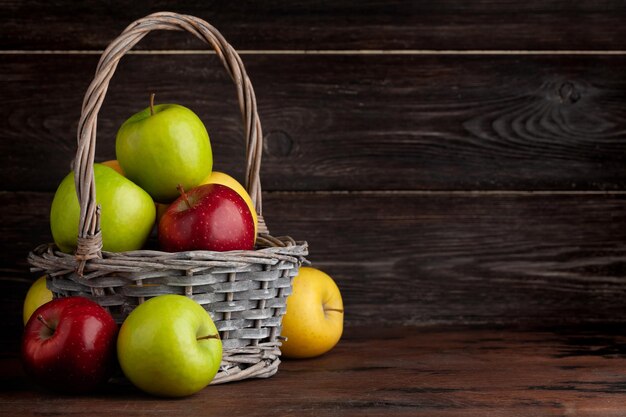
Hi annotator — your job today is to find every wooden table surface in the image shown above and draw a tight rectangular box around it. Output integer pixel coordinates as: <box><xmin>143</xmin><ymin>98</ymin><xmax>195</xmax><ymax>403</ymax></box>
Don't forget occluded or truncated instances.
<box><xmin>3</xmin><ymin>325</ymin><xmax>626</xmax><ymax>416</ymax></box>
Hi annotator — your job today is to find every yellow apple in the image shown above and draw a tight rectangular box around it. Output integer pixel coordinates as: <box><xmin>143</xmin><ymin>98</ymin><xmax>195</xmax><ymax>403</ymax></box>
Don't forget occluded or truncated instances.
<box><xmin>23</xmin><ymin>275</ymin><xmax>53</xmax><ymax>325</ymax></box>
<box><xmin>155</xmin><ymin>171</ymin><xmax>258</xmax><ymax>239</ymax></box>
<box><xmin>280</xmin><ymin>267</ymin><xmax>344</xmax><ymax>358</ymax></box>
<box><xmin>101</xmin><ymin>159</ymin><xmax>125</xmax><ymax>176</ymax></box>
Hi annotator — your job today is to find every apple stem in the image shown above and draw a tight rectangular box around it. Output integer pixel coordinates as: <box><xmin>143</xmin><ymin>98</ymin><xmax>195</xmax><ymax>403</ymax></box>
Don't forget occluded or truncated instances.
<box><xmin>197</xmin><ymin>334</ymin><xmax>219</xmax><ymax>341</ymax></box>
<box><xmin>149</xmin><ymin>93</ymin><xmax>155</xmax><ymax>116</ymax></box>
<box><xmin>177</xmin><ymin>184</ymin><xmax>192</xmax><ymax>209</ymax></box>
<box><xmin>36</xmin><ymin>314</ymin><xmax>54</xmax><ymax>332</ymax></box>
<box><xmin>325</xmin><ymin>308</ymin><xmax>344</xmax><ymax>314</ymax></box>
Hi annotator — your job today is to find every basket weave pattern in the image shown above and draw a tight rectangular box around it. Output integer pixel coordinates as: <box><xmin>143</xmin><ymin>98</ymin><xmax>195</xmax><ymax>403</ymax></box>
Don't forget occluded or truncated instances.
<box><xmin>27</xmin><ymin>12</ymin><xmax>307</xmax><ymax>385</ymax></box>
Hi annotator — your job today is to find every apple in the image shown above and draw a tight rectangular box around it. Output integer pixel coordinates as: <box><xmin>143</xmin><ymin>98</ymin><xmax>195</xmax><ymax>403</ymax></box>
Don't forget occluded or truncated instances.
<box><xmin>21</xmin><ymin>296</ymin><xmax>118</xmax><ymax>393</ymax></box>
<box><xmin>101</xmin><ymin>159</ymin><xmax>125</xmax><ymax>176</ymax></box>
<box><xmin>50</xmin><ymin>163</ymin><xmax>156</xmax><ymax>253</ymax></box>
<box><xmin>159</xmin><ymin>183</ymin><xmax>255</xmax><ymax>252</ymax></box>
<box><xmin>156</xmin><ymin>199</ymin><xmax>170</xmax><ymax>224</ymax></box>
<box><xmin>117</xmin><ymin>295</ymin><xmax>222</xmax><ymax>397</ymax></box>
<box><xmin>202</xmin><ymin>171</ymin><xmax>259</xmax><ymax>238</ymax></box>
<box><xmin>280</xmin><ymin>267</ymin><xmax>344</xmax><ymax>358</ymax></box>
<box><xmin>155</xmin><ymin>171</ymin><xmax>259</xmax><ymax>240</ymax></box>
<box><xmin>116</xmin><ymin>95</ymin><xmax>213</xmax><ymax>203</ymax></box>
<box><xmin>23</xmin><ymin>275</ymin><xmax>53</xmax><ymax>325</ymax></box>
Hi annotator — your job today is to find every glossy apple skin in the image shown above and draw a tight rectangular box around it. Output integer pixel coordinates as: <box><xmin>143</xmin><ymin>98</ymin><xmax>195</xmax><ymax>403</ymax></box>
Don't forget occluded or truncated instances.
<box><xmin>50</xmin><ymin>163</ymin><xmax>156</xmax><ymax>253</ymax></box>
<box><xmin>202</xmin><ymin>171</ymin><xmax>258</xmax><ymax>239</ymax></box>
<box><xmin>117</xmin><ymin>295</ymin><xmax>222</xmax><ymax>397</ymax></box>
<box><xmin>21</xmin><ymin>297</ymin><xmax>118</xmax><ymax>393</ymax></box>
<box><xmin>158</xmin><ymin>184</ymin><xmax>255</xmax><ymax>252</ymax></box>
<box><xmin>280</xmin><ymin>267</ymin><xmax>344</xmax><ymax>358</ymax></box>
<box><xmin>116</xmin><ymin>103</ymin><xmax>212</xmax><ymax>203</ymax></box>
<box><xmin>22</xmin><ymin>275</ymin><xmax>53</xmax><ymax>325</ymax></box>
<box><xmin>155</xmin><ymin>171</ymin><xmax>259</xmax><ymax>241</ymax></box>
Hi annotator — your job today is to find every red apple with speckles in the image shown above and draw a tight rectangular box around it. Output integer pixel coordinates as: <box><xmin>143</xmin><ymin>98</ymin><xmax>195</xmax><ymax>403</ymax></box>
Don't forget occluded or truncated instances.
<box><xmin>21</xmin><ymin>297</ymin><xmax>118</xmax><ymax>393</ymax></box>
<box><xmin>158</xmin><ymin>183</ymin><xmax>255</xmax><ymax>252</ymax></box>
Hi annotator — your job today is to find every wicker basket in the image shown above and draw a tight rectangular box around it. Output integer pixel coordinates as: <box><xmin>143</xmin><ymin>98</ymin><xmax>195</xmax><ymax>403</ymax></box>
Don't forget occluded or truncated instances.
<box><xmin>27</xmin><ymin>12</ymin><xmax>308</xmax><ymax>385</ymax></box>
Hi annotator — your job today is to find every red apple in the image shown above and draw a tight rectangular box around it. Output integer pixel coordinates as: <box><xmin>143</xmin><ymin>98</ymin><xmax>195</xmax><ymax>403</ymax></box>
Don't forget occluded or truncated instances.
<box><xmin>159</xmin><ymin>183</ymin><xmax>255</xmax><ymax>252</ymax></box>
<box><xmin>21</xmin><ymin>297</ymin><xmax>118</xmax><ymax>393</ymax></box>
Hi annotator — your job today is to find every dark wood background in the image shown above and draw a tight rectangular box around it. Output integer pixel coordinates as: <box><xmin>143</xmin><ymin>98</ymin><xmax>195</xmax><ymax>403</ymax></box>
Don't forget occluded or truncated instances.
<box><xmin>2</xmin><ymin>1</ymin><xmax>626</xmax><ymax>349</ymax></box>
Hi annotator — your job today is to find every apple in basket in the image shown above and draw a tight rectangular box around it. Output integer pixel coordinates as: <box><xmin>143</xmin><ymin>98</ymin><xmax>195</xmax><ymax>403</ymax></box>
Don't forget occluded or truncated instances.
<box><xmin>21</xmin><ymin>297</ymin><xmax>118</xmax><ymax>393</ymax></box>
<box><xmin>159</xmin><ymin>183</ymin><xmax>255</xmax><ymax>252</ymax></box>
<box><xmin>117</xmin><ymin>295</ymin><xmax>222</xmax><ymax>397</ymax></box>
<box><xmin>156</xmin><ymin>171</ymin><xmax>259</xmax><ymax>240</ymax></box>
<box><xmin>50</xmin><ymin>163</ymin><xmax>156</xmax><ymax>253</ymax></box>
<box><xmin>101</xmin><ymin>159</ymin><xmax>125</xmax><ymax>176</ymax></box>
<box><xmin>199</xmin><ymin>171</ymin><xmax>258</xmax><ymax>238</ymax></box>
<box><xmin>116</xmin><ymin>94</ymin><xmax>213</xmax><ymax>203</ymax></box>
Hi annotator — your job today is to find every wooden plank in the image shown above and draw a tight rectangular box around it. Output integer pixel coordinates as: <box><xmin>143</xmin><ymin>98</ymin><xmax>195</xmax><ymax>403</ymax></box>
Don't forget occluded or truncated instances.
<box><xmin>269</xmin><ymin>191</ymin><xmax>626</xmax><ymax>327</ymax></box>
<box><xmin>2</xmin><ymin>190</ymin><xmax>626</xmax><ymax>344</ymax></box>
<box><xmin>2</xmin><ymin>1</ymin><xmax>626</xmax><ymax>51</ymax></box>
<box><xmin>2</xmin><ymin>54</ymin><xmax>626</xmax><ymax>192</ymax></box>
<box><xmin>4</xmin><ymin>326</ymin><xmax>626</xmax><ymax>416</ymax></box>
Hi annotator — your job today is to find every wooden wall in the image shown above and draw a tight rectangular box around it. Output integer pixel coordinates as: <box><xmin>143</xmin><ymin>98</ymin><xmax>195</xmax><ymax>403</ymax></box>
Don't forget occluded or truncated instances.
<box><xmin>2</xmin><ymin>1</ymin><xmax>626</xmax><ymax>347</ymax></box>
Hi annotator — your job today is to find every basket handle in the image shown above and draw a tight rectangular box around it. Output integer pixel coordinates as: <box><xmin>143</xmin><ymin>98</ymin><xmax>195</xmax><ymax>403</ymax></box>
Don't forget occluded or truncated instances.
<box><xmin>74</xmin><ymin>12</ymin><xmax>266</xmax><ymax>265</ymax></box>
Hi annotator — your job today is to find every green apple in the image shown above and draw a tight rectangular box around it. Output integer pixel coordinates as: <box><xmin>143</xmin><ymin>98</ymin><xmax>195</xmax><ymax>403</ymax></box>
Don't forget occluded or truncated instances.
<box><xmin>116</xmin><ymin>99</ymin><xmax>213</xmax><ymax>203</ymax></box>
<box><xmin>117</xmin><ymin>295</ymin><xmax>222</xmax><ymax>397</ymax></box>
<box><xmin>50</xmin><ymin>163</ymin><xmax>156</xmax><ymax>253</ymax></box>
<box><xmin>23</xmin><ymin>275</ymin><xmax>53</xmax><ymax>325</ymax></box>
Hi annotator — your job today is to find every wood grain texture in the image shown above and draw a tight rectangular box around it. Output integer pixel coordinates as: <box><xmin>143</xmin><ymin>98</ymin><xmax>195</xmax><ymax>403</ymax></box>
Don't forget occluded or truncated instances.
<box><xmin>2</xmin><ymin>1</ymin><xmax>626</xmax><ymax>51</ymax></box>
<box><xmin>2</xmin><ymin>54</ymin><xmax>626</xmax><ymax>192</ymax></box>
<box><xmin>2</xmin><ymin>190</ymin><xmax>626</xmax><ymax>351</ymax></box>
<box><xmin>4</xmin><ymin>326</ymin><xmax>626</xmax><ymax>416</ymax></box>
<box><xmin>270</xmin><ymin>192</ymin><xmax>626</xmax><ymax>328</ymax></box>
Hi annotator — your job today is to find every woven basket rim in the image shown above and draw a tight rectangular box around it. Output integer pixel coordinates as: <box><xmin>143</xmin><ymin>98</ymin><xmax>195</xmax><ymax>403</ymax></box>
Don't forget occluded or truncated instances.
<box><xmin>29</xmin><ymin>238</ymin><xmax>308</xmax><ymax>269</ymax></box>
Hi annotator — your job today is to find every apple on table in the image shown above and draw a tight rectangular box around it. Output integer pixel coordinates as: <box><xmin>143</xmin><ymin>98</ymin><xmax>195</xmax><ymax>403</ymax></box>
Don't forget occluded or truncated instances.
<box><xmin>280</xmin><ymin>267</ymin><xmax>344</xmax><ymax>358</ymax></box>
<box><xmin>23</xmin><ymin>276</ymin><xmax>52</xmax><ymax>325</ymax></box>
<box><xmin>21</xmin><ymin>297</ymin><xmax>118</xmax><ymax>393</ymax></box>
<box><xmin>117</xmin><ymin>295</ymin><xmax>222</xmax><ymax>397</ymax></box>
